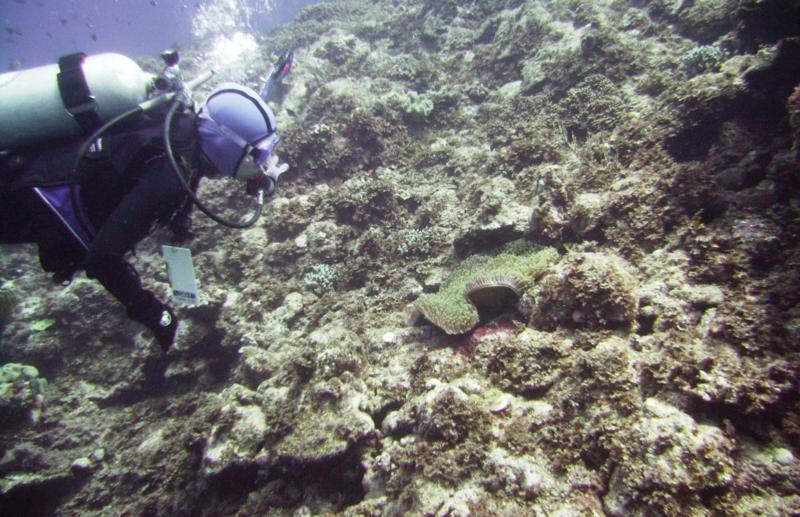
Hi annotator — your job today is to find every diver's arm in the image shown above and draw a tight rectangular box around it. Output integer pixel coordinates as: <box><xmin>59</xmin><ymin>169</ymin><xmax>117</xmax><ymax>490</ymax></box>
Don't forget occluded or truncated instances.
<box><xmin>168</xmin><ymin>172</ymin><xmax>200</xmax><ymax>242</ymax></box>
<box><xmin>85</xmin><ymin>157</ymin><xmax>185</xmax><ymax>261</ymax></box>
<box><xmin>83</xmin><ymin>156</ymin><xmax>184</xmax><ymax>350</ymax></box>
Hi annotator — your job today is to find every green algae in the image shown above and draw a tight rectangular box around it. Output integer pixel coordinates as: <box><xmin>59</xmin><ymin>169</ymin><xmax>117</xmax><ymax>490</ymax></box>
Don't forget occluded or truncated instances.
<box><xmin>31</xmin><ymin>319</ymin><xmax>56</xmax><ymax>332</ymax></box>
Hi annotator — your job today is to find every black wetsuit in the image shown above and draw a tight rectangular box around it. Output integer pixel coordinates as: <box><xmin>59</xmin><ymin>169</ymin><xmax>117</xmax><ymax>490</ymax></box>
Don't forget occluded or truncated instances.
<box><xmin>0</xmin><ymin>110</ymin><xmax>199</xmax><ymax>348</ymax></box>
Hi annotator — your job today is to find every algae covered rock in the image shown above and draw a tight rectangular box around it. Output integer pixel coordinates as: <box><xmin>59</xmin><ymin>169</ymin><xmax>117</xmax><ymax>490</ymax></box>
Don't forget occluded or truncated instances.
<box><xmin>475</xmin><ymin>328</ymin><xmax>566</xmax><ymax>399</ymax></box>
<box><xmin>0</xmin><ymin>363</ymin><xmax>47</xmax><ymax>428</ymax></box>
<box><xmin>604</xmin><ymin>398</ymin><xmax>736</xmax><ymax>516</ymax></box>
<box><xmin>452</xmin><ymin>176</ymin><xmax>533</xmax><ymax>257</ymax></box>
<box><xmin>531</xmin><ymin>251</ymin><xmax>639</xmax><ymax>330</ymax></box>
<box><xmin>272</xmin><ymin>375</ymin><xmax>375</xmax><ymax>463</ymax></box>
<box><xmin>0</xmin><ymin>288</ymin><xmax>16</xmax><ymax>325</ymax></box>
<box><xmin>309</xmin><ymin>323</ymin><xmax>365</xmax><ymax>380</ymax></box>
<box><xmin>411</xmin><ymin>243</ymin><xmax>559</xmax><ymax>334</ymax></box>
<box><xmin>414</xmin><ymin>379</ymin><xmax>484</xmax><ymax>444</ymax></box>
<box><xmin>202</xmin><ymin>384</ymin><xmax>268</xmax><ymax>477</ymax></box>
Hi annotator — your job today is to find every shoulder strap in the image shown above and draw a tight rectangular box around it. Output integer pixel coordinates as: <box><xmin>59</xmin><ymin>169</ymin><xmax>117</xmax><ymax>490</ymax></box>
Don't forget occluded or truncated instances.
<box><xmin>57</xmin><ymin>53</ymin><xmax>102</xmax><ymax>134</ymax></box>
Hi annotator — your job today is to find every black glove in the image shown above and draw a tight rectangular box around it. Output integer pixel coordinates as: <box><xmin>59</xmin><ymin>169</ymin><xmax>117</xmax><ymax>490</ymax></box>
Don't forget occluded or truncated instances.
<box><xmin>246</xmin><ymin>174</ymin><xmax>276</xmax><ymax>197</ymax></box>
<box><xmin>127</xmin><ymin>296</ymin><xmax>178</xmax><ymax>352</ymax></box>
<box><xmin>246</xmin><ymin>155</ymin><xmax>289</xmax><ymax>197</ymax></box>
<box><xmin>168</xmin><ymin>217</ymin><xmax>195</xmax><ymax>243</ymax></box>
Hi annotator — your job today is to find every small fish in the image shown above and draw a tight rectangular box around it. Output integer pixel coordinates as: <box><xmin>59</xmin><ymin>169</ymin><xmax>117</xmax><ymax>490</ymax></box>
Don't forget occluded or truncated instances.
<box><xmin>150</xmin><ymin>0</ymin><xmax>158</xmax><ymax>5</ymax></box>
<box><xmin>60</xmin><ymin>18</ymin><xmax>68</xmax><ymax>25</ymax></box>
<box><xmin>46</xmin><ymin>32</ymin><xmax>53</xmax><ymax>38</ymax></box>
<box><xmin>5</xmin><ymin>27</ymin><xmax>23</xmax><ymax>36</ymax></box>
<box><xmin>7</xmin><ymin>60</ymin><xmax>22</xmax><ymax>71</ymax></box>
<box><xmin>91</xmin><ymin>33</ymin><xmax>97</xmax><ymax>42</ymax></box>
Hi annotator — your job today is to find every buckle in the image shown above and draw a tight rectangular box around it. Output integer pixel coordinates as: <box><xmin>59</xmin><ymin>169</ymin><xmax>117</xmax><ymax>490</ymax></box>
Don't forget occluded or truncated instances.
<box><xmin>67</xmin><ymin>97</ymin><xmax>97</xmax><ymax>116</ymax></box>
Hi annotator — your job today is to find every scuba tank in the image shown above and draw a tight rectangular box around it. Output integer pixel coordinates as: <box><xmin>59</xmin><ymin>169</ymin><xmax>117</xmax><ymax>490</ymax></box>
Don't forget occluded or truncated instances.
<box><xmin>0</xmin><ymin>53</ymin><xmax>154</xmax><ymax>151</ymax></box>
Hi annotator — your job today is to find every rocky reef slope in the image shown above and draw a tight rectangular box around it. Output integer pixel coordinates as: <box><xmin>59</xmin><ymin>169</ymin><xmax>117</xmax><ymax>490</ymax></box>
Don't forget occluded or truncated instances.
<box><xmin>2</xmin><ymin>0</ymin><xmax>800</xmax><ymax>515</ymax></box>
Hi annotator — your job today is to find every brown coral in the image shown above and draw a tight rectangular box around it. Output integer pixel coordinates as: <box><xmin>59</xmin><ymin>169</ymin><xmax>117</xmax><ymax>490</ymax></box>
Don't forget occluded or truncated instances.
<box><xmin>531</xmin><ymin>251</ymin><xmax>639</xmax><ymax>330</ymax></box>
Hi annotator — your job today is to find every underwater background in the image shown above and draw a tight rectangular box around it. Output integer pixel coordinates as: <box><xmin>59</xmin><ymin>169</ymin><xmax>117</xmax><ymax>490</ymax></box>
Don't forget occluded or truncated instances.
<box><xmin>2</xmin><ymin>0</ymin><xmax>800</xmax><ymax>515</ymax></box>
<box><xmin>0</xmin><ymin>0</ymin><xmax>321</xmax><ymax>70</ymax></box>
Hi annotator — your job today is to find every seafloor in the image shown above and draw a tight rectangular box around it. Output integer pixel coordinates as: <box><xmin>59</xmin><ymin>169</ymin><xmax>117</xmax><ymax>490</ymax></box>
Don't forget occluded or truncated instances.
<box><xmin>2</xmin><ymin>0</ymin><xmax>800</xmax><ymax>515</ymax></box>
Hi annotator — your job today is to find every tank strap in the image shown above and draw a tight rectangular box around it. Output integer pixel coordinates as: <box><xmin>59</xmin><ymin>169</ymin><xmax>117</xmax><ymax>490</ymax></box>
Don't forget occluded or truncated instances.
<box><xmin>57</xmin><ymin>52</ymin><xmax>102</xmax><ymax>134</ymax></box>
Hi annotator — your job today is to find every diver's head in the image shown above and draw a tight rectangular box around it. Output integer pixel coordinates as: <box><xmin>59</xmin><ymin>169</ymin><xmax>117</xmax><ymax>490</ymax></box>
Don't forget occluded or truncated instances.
<box><xmin>197</xmin><ymin>83</ymin><xmax>281</xmax><ymax>179</ymax></box>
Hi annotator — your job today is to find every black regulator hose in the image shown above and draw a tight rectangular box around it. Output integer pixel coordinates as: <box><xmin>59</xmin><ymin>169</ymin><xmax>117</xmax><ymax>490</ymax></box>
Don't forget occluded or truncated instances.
<box><xmin>67</xmin><ymin>105</ymin><xmax>149</xmax><ymax>246</ymax></box>
<box><xmin>72</xmin><ymin>105</ymin><xmax>145</xmax><ymax>178</ymax></box>
<box><xmin>163</xmin><ymin>98</ymin><xmax>264</xmax><ymax>229</ymax></box>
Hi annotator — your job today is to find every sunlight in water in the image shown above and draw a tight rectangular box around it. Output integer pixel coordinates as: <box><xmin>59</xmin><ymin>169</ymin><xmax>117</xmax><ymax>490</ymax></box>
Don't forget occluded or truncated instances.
<box><xmin>206</xmin><ymin>30</ymin><xmax>260</xmax><ymax>82</ymax></box>
<box><xmin>192</xmin><ymin>0</ymin><xmax>277</xmax><ymax>39</ymax></box>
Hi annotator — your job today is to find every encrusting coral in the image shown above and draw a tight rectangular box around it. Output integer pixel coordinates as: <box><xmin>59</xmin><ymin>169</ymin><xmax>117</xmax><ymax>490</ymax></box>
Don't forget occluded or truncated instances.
<box><xmin>410</xmin><ymin>242</ymin><xmax>558</xmax><ymax>334</ymax></box>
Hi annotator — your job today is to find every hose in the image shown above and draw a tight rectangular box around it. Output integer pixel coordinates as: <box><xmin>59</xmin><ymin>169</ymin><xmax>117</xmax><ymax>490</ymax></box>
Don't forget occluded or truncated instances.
<box><xmin>68</xmin><ymin>105</ymin><xmax>150</xmax><ymax>242</ymax></box>
<box><xmin>163</xmin><ymin>99</ymin><xmax>263</xmax><ymax>229</ymax></box>
<box><xmin>72</xmin><ymin>70</ymin><xmax>215</xmax><ymax>178</ymax></box>
<box><xmin>72</xmin><ymin>105</ymin><xmax>144</xmax><ymax>178</ymax></box>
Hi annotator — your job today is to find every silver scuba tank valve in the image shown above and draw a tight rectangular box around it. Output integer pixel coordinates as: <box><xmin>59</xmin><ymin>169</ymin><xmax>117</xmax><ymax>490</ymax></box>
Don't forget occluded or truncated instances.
<box><xmin>153</xmin><ymin>49</ymin><xmax>192</xmax><ymax>106</ymax></box>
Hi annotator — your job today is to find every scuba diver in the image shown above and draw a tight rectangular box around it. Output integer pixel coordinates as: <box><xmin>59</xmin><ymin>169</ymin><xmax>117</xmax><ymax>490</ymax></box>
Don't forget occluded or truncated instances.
<box><xmin>0</xmin><ymin>49</ymin><xmax>294</xmax><ymax>351</ymax></box>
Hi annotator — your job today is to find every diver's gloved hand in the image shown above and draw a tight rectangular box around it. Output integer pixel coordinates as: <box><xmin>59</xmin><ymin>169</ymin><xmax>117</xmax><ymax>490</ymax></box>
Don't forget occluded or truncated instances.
<box><xmin>168</xmin><ymin>218</ymin><xmax>195</xmax><ymax>243</ymax></box>
<box><xmin>127</xmin><ymin>296</ymin><xmax>178</xmax><ymax>352</ymax></box>
<box><xmin>272</xmin><ymin>50</ymin><xmax>294</xmax><ymax>83</ymax></box>
<box><xmin>260</xmin><ymin>50</ymin><xmax>294</xmax><ymax>101</ymax></box>
<box><xmin>246</xmin><ymin>154</ymin><xmax>289</xmax><ymax>197</ymax></box>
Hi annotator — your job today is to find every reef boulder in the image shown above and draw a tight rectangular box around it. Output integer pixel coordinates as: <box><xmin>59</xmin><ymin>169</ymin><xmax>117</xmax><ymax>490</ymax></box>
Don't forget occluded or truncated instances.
<box><xmin>531</xmin><ymin>250</ymin><xmax>639</xmax><ymax>330</ymax></box>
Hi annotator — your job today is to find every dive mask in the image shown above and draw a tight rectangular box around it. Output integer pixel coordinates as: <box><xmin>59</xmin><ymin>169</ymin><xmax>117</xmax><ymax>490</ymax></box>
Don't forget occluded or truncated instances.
<box><xmin>236</xmin><ymin>132</ymin><xmax>282</xmax><ymax>180</ymax></box>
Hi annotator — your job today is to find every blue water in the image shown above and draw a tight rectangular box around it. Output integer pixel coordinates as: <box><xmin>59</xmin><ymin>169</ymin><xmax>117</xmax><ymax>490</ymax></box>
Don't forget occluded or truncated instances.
<box><xmin>0</xmin><ymin>0</ymin><xmax>319</xmax><ymax>71</ymax></box>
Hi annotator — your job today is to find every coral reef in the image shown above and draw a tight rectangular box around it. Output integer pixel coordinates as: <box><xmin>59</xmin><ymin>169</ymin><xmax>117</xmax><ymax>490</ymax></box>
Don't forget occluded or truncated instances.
<box><xmin>1</xmin><ymin>0</ymin><xmax>800</xmax><ymax>515</ymax></box>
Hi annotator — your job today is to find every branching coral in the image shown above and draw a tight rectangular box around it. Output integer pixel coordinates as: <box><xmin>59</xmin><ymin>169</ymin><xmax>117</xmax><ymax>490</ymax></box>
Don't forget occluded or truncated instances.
<box><xmin>304</xmin><ymin>264</ymin><xmax>339</xmax><ymax>293</ymax></box>
<box><xmin>410</xmin><ymin>243</ymin><xmax>559</xmax><ymax>334</ymax></box>
<box><xmin>558</xmin><ymin>74</ymin><xmax>627</xmax><ymax>137</ymax></box>
<box><xmin>681</xmin><ymin>45</ymin><xmax>726</xmax><ymax>76</ymax></box>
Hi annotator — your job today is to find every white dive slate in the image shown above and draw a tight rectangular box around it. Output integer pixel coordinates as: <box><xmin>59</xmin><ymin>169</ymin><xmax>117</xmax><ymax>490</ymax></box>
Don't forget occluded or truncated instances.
<box><xmin>162</xmin><ymin>245</ymin><xmax>201</xmax><ymax>305</ymax></box>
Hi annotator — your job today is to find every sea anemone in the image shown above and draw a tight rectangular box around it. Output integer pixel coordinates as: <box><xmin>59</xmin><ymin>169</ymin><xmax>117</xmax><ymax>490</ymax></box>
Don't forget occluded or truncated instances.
<box><xmin>409</xmin><ymin>243</ymin><xmax>558</xmax><ymax>334</ymax></box>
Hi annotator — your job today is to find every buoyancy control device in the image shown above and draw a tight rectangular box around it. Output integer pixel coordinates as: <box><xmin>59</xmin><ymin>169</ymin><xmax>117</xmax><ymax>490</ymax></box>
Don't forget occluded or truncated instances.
<box><xmin>0</xmin><ymin>52</ymin><xmax>156</xmax><ymax>151</ymax></box>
